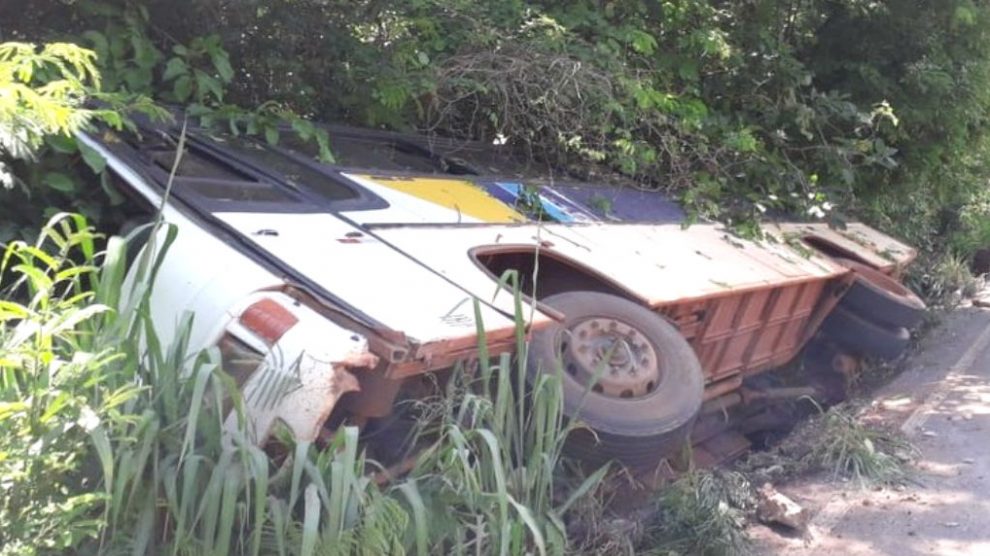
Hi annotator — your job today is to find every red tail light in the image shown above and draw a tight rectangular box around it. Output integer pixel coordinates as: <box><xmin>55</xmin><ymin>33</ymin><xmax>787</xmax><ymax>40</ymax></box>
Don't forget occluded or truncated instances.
<box><xmin>239</xmin><ymin>298</ymin><xmax>298</xmax><ymax>346</ymax></box>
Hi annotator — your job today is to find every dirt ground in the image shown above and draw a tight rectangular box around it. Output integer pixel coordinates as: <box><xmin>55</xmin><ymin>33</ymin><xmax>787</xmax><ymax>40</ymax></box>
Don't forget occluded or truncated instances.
<box><xmin>749</xmin><ymin>304</ymin><xmax>990</xmax><ymax>555</ymax></box>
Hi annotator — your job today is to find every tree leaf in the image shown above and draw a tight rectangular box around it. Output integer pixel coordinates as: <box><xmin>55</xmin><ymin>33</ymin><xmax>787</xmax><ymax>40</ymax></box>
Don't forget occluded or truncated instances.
<box><xmin>130</xmin><ymin>34</ymin><xmax>160</xmax><ymax>69</ymax></box>
<box><xmin>194</xmin><ymin>69</ymin><xmax>224</xmax><ymax>102</ymax></box>
<box><xmin>46</xmin><ymin>134</ymin><xmax>78</xmax><ymax>154</ymax></box>
<box><xmin>210</xmin><ymin>51</ymin><xmax>235</xmax><ymax>82</ymax></box>
<box><xmin>44</xmin><ymin>172</ymin><xmax>77</xmax><ymax>193</ymax></box>
<box><xmin>82</xmin><ymin>30</ymin><xmax>109</xmax><ymax>59</ymax></box>
<box><xmin>100</xmin><ymin>172</ymin><xmax>125</xmax><ymax>205</ymax></box>
<box><xmin>162</xmin><ymin>57</ymin><xmax>189</xmax><ymax>81</ymax></box>
<box><xmin>264</xmin><ymin>126</ymin><xmax>279</xmax><ymax>145</ymax></box>
<box><xmin>123</xmin><ymin>67</ymin><xmax>153</xmax><ymax>92</ymax></box>
<box><xmin>79</xmin><ymin>141</ymin><xmax>107</xmax><ymax>174</ymax></box>
<box><xmin>173</xmin><ymin>75</ymin><xmax>193</xmax><ymax>102</ymax></box>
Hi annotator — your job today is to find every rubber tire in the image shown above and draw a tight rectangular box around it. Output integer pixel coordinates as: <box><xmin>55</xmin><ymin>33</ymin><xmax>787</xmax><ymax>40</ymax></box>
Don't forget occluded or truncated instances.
<box><xmin>835</xmin><ymin>258</ymin><xmax>926</xmax><ymax>329</ymax></box>
<box><xmin>821</xmin><ymin>305</ymin><xmax>910</xmax><ymax>361</ymax></box>
<box><xmin>527</xmin><ymin>291</ymin><xmax>704</xmax><ymax>468</ymax></box>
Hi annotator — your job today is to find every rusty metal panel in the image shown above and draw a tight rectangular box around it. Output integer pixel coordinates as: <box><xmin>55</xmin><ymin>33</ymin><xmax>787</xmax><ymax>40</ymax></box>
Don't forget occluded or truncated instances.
<box><xmin>667</xmin><ymin>277</ymin><xmax>837</xmax><ymax>385</ymax></box>
<box><xmin>222</xmin><ymin>292</ymin><xmax>379</xmax><ymax>445</ymax></box>
<box><xmin>363</xmin><ymin>219</ymin><xmax>899</xmax><ymax>389</ymax></box>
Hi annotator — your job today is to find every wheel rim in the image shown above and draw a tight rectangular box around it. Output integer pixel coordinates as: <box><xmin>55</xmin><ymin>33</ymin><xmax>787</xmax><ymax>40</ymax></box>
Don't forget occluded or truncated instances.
<box><xmin>558</xmin><ymin>316</ymin><xmax>662</xmax><ymax>399</ymax></box>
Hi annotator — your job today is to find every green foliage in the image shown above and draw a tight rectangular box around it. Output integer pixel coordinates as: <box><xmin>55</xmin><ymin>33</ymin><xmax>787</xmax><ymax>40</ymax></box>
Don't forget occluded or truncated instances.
<box><xmin>55</xmin><ymin>0</ymin><xmax>970</xmax><ymax>238</ymax></box>
<box><xmin>0</xmin><ymin>42</ymin><xmax>100</xmax><ymax>161</ymax></box>
<box><xmin>568</xmin><ymin>469</ymin><xmax>757</xmax><ymax>555</ymax></box>
<box><xmin>71</xmin><ymin>2</ymin><xmax>333</xmax><ymax>160</ymax></box>
<box><xmin>0</xmin><ymin>39</ymin><xmax>166</xmax><ymax>243</ymax></box>
<box><xmin>405</xmin><ymin>355</ymin><xmax>601</xmax><ymax>554</ymax></box>
<box><xmin>0</xmin><ymin>214</ymin><xmax>136</xmax><ymax>555</ymax></box>
<box><xmin>161</xmin><ymin>34</ymin><xmax>233</xmax><ymax>104</ymax></box>
<box><xmin>639</xmin><ymin>470</ymin><xmax>753</xmax><ymax>556</ymax></box>
<box><xmin>905</xmin><ymin>252</ymin><xmax>979</xmax><ymax>313</ymax></box>
<box><xmin>737</xmin><ymin>402</ymin><xmax>919</xmax><ymax>491</ymax></box>
<box><xmin>805</xmin><ymin>405</ymin><xmax>915</xmax><ymax>486</ymax></box>
<box><xmin>1</xmin><ymin>5</ymin><xmax>337</xmax><ymax>241</ymax></box>
<box><xmin>0</xmin><ymin>213</ymin><xmax>406</xmax><ymax>555</ymax></box>
<box><xmin>8</xmin><ymin>0</ymin><xmax>990</xmax><ymax>248</ymax></box>
<box><xmin>0</xmin><ymin>41</ymin><xmax>103</xmax><ymax>193</ymax></box>
<box><xmin>387</xmin><ymin>272</ymin><xmax>607</xmax><ymax>554</ymax></box>
<box><xmin>950</xmin><ymin>189</ymin><xmax>990</xmax><ymax>258</ymax></box>
<box><xmin>0</xmin><ymin>215</ymin><xmax>605</xmax><ymax>554</ymax></box>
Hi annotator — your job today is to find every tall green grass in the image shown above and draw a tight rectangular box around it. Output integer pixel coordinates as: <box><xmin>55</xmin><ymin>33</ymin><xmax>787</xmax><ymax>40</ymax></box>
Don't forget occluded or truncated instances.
<box><xmin>398</xmin><ymin>293</ymin><xmax>608</xmax><ymax>555</ymax></box>
<box><xmin>0</xmin><ymin>215</ymin><xmax>604</xmax><ymax>555</ymax></box>
<box><xmin>0</xmin><ymin>213</ymin><xmax>132</xmax><ymax>555</ymax></box>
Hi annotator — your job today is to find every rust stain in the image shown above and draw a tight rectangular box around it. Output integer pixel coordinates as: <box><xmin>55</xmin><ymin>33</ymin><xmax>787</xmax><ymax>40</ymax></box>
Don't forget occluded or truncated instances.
<box><xmin>664</xmin><ymin>274</ymin><xmax>843</xmax><ymax>392</ymax></box>
<box><xmin>303</xmin><ymin>350</ymin><xmax>380</xmax><ymax>439</ymax></box>
<box><xmin>334</xmin><ymin>351</ymin><xmax>380</xmax><ymax>371</ymax></box>
<box><xmin>300</xmin><ymin>364</ymin><xmax>361</xmax><ymax>443</ymax></box>
<box><xmin>387</xmin><ymin>334</ymin><xmax>519</xmax><ymax>379</ymax></box>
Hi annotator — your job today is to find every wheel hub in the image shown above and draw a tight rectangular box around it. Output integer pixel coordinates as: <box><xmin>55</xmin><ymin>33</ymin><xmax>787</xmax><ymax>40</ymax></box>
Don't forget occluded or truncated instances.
<box><xmin>560</xmin><ymin>317</ymin><xmax>661</xmax><ymax>398</ymax></box>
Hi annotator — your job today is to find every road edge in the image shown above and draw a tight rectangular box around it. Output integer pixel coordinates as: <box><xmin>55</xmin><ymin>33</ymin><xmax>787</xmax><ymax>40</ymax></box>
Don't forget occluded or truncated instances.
<box><xmin>802</xmin><ymin>316</ymin><xmax>990</xmax><ymax>549</ymax></box>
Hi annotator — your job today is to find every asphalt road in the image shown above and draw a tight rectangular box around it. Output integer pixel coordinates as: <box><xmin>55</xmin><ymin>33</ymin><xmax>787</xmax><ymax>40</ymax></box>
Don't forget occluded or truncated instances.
<box><xmin>753</xmin><ymin>305</ymin><xmax>990</xmax><ymax>555</ymax></box>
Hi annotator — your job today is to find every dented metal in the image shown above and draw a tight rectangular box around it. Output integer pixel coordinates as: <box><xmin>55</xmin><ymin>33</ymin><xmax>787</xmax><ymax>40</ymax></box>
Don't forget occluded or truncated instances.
<box><xmin>221</xmin><ymin>293</ymin><xmax>378</xmax><ymax>443</ymax></box>
<box><xmin>81</xmin><ymin>123</ymin><xmax>919</xmax><ymax>455</ymax></box>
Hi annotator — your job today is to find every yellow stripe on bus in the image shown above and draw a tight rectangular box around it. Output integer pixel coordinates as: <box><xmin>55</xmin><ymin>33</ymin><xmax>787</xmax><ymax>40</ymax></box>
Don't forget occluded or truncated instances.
<box><xmin>358</xmin><ymin>175</ymin><xmax>525</xmax><ymax>223</ymax></box>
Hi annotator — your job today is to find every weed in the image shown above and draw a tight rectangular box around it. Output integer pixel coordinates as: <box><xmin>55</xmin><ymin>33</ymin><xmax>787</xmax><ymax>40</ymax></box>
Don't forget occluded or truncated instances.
<box><xmin>907</xmin><ymin>252</ymin><xmax>980</xmax><ymax>311</ymax></box>
<box><xmin>565</xmin><ymin>468</ymin><xmax>756</xmax><ymax>556</ymax></box>
<box><xmin>736</xmin><ymin>403</ymin><xmax>916</xmax><ymax>491</ymax></box>
<box><xmin>950</xmin><ymin>189</ymin><xmax>990</xmax><ymax>261</ymax></box>
<box><xmin>805</xmin><ymin>405</ymin><xmax>914</xmax><ymax>486</ymax></box>
<box><xmin>638</xmin><ymin>470</ymin><xmax>754</xmax><ymax>556</ymax></box>
<box><xmin>398</xmin><ymin>285</ymin><xmax>607</xmax><ymax>555</ymax></box>
<box><xmin>563</xmin><ymin>469</ymin><xmax>650</xmax><ymax>556</ymax></box>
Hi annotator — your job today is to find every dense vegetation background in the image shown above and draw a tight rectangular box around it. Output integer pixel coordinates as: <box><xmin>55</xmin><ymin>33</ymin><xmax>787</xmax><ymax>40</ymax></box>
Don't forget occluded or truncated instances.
<box><xmin>2</xmin><ymin>1</ymin><xmax>990</xmax><ymax>554</ymax></box>
<box><xmin>4</xmin><ymin>1</ymin><xmax>990</xmax><ymax>257</ymax></box>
